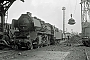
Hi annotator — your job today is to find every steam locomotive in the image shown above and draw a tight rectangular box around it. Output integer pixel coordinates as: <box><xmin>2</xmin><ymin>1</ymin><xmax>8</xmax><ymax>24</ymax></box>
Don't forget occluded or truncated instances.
<box><xmin>0</xmin><ymin>12</ymin><xmax>62</xmax><ymax>50</ymax></box>
<box><xmin>82</xmin><ymin>21</ymin><xmax>90</xmax><ymax>47</ymax></box>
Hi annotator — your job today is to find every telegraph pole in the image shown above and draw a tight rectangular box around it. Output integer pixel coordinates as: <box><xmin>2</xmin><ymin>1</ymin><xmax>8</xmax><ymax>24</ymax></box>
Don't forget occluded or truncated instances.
<box><xmin>62</xmin><ymin>7</ymin><xmax>66</xmax><ymax>40</ymax></box>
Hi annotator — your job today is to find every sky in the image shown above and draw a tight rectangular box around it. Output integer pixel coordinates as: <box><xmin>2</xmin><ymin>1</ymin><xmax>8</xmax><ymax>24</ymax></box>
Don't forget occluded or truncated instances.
<box><xmin>8</xmin><ymin>0</ymin><xmax>81</xmax><ymax>33</ymax></box>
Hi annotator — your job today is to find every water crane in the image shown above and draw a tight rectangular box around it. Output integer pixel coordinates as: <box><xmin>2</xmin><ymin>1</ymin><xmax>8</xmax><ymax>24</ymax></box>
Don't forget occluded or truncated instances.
<box><xmin>68</xmin><ymin>14</ymin><xmax>76</xmax><ymax>25</ymax></box>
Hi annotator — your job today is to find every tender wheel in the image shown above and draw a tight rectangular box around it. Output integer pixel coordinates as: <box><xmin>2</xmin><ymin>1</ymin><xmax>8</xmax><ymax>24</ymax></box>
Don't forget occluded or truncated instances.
<box><xmin>14</xmin><ymin>45</ymin><xmax>19</xmax><ymax>50</ymax></box>
<box><xmin>48</xmin><ymin>44</ymin><xmax>50</xmax><ymax>46</ymax></box>
<box><xmin>27</xmin><ymin>43</ymin><xmax>30</xmax><ymax>50</ymax></box>
<box><xmin>33</xmin><ymin>44</ymin><xmax>38</xmax><ymax>49</ymax></box>
<box><xmin>11</xmin><ymin>45</ymin><xmax>15</xmax><ymax>49</ymax></box>
<box><xmin>27</xmin><ymin>43</ymin><xmax>33</xmax><ymax>50</ymax></box>
<box><xmin>39</xmin><ymin>44</ymin><xmax>43</xmax><ymax>48</ymax></box>
<box><xmin>37</xmin><ymin>45</ymin><xmax>40</xmax><ymax>48</ymax></box>
<box><xmin>30</xmin><ymin>45</ymin><xmax>33</xmax><ymax>50</ymax></box>
<box><xmin>82</xmin><ymin>41</ymin><xmax>86</xmax><ymax>46</ymax></box>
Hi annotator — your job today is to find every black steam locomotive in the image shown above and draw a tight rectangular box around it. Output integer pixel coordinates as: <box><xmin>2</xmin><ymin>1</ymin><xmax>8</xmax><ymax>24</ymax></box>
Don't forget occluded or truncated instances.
<box><xmin>0</xmin><ymin>12</ymin><xmax>62</xmax><ymax>50</ymax></box>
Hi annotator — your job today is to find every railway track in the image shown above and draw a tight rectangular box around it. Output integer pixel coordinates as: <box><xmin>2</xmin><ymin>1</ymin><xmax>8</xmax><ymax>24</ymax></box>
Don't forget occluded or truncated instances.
<box><xmin>0</xmin><ymin>50</ymin><xmax>21</xmax><ymax>60</ymax></box>
<box><xmin>0</xmin><ymin>40</ymin><xmax>89</xmax><ymax>60</ymax></box>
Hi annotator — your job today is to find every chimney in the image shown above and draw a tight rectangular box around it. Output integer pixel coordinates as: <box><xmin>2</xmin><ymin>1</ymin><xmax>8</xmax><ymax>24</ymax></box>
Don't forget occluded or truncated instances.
<box><xmin>27</xmin><ymin>12</ymin><xmax>32</xmax><ymax>16</ymax></box>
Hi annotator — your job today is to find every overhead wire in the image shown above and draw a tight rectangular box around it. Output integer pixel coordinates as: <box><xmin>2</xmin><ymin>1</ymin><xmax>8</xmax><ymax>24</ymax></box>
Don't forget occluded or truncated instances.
<box><xmin>68</xmin><ymin>0</ymin><xmax>76</xmax><ymax>25</ymax></box>
<box><xmin>68</xmin><ymin>0</ymin><xmax>72</xmax><ymax>15</ymax></box>
<box><xmin>73</xmin><ymin>0</ymin><xmax>77</xmax><ymax>16</ymax></box>
<box><xmin>68</xmin><ymin>0</ymin><xmax>77</xmax><ymax>17</ymax></box>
